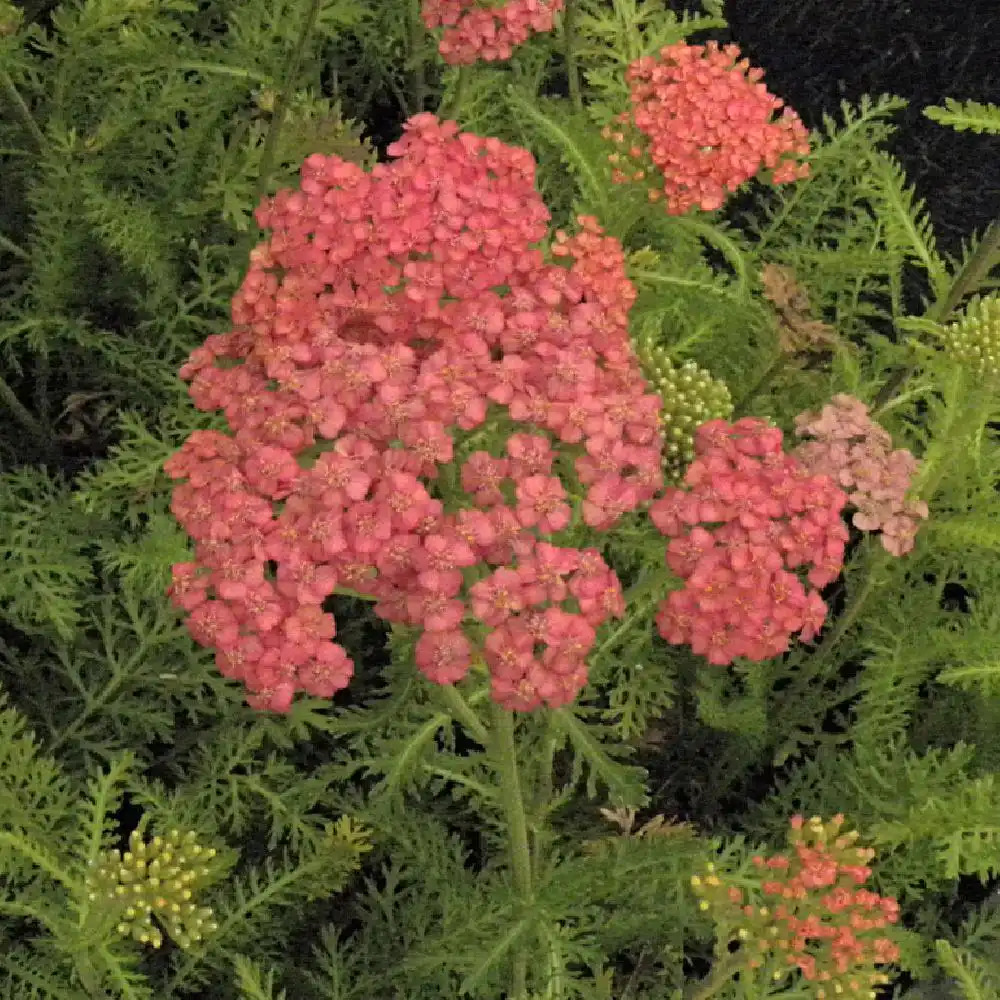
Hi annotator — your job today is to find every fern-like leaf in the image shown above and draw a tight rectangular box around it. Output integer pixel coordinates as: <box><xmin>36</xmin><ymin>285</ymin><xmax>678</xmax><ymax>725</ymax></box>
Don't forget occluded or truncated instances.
<box><xmin>935</xmin><ymin>940</ymin><xmax>997</xmax><ymax>1000</ymax></box>
<box><xmin>0</xmin><ymin>468</ymin><xmax>99</xmax><ymax>640</ymax></box>
<box><xmin>233</xmin><ymin>955</ymin><xmax>287</xmax><ymax>1000</ymax></box>
<box><xmin>0</xmin><ymin>686</ymin><xmax>76</xmax><ymax>886</ymax></box>
<box><xmin>863</xmin><ymin>149</ymin><xmax>949</xmax><ymax>296</ymax></box>
<box><xmin>549</xmin><ymin>705</ymin><xmax>648</xmax><ymax>808</ymax></box>
<box><xmin>924</xmin><ymin>98</ymin><xmax>1000</xmax><ymax>135</ymax></box>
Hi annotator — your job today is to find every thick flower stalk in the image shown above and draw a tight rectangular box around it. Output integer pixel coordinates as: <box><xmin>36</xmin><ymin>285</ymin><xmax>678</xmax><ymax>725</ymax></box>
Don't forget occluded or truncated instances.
<box><xmin>421</xmin><ymin>0</ymin><xmax>564</xmax><ymax>65</ymax></box>
<box><xmin>793</xmin><ymin>394</ymin><xmax>928</xmax><ymax>556</ymax></box>
<box><xmin>691</xmin><ymin>815</ymin><xmax>901</xmax><ymax>999</ymax></box>
<box><xmin>632</xmin><ymin>334</ymin><xmax>733</xmax><ymax>481</ymax></box>
<box><xmin>649</xmin><ymin>418</ymin><xmax>848</xmax><ymax>665</ymax></box>
<box><xmin>937</xmin><ymin>293</ymin><xmax>1000</xmax><ymax>379</ymax></box>
<box><xmin>604</xmin><ymin>41</ymin><xmax>811</xmax><ymax>215</ymax></box>
<box><xmin>166</xmin><ymin>113</ymin><xmax>664</xmax><ymax>713</ymax></box>
<box><xmin>84</xmin><ymin>829</ymin><xmax>218</xmax><ymax>950</ymax></box>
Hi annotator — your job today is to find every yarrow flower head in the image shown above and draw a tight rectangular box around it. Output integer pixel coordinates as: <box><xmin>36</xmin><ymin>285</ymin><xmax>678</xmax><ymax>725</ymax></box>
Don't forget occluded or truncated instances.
<box><xmin>421</xmin><ymin>0</ymin><xmax>564</xmax><ymax>65</ymax></box>
<box><xmin>632</xmin><ymin>334</ymin><xmax>733</xmax><ymax>481</ymax></box>
<box><xmin>604</xmin><ymin>41</ymin><xmax>811</xmax><ymax>215</ymax></box>
<box><xmin>793</xmin><ymin>394</ymin><xmax>928</xmax><ymax>557</ymax></box>
<box><xmin>691</xmin><ymin>814</ymin><xmax>901</xmax><ymax>999</ymax></box>
<box><xmin>84</xmin><ymin>828</ymin><xmax>220</xmax><ymax>950</ymax></box>
<box><xmin>936</xmin><ymin>294</ymin><xmax>1000</xmax><ymax>379</ymax></box>
<box><xmin>649</xmin><ymin>418</ymin><xmax>849</xmax><ymax>665</ymax></box>
<box><xmin>166</xmin><ymin>113</ymin><xmax>664</xmax><ymax>714</ymax></box>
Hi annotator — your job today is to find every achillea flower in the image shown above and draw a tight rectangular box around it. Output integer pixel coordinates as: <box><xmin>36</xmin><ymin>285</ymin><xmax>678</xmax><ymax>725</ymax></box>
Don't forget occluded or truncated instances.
<box><xmin>605</xmin><ymin>40</ymin><xmax>811</xmax><ymax>215</ymax></box>
<box><xmin>793</xmin><ymin>394</ymin><xmax>928</xmax><ymax>556</ymax></box>
<box><xmin>167</xmin><ymin>114</ymin><xmax>664</xmax><ymax>713</ymax></box>
<box><xmin>421</xmin><ymin>0</ymin><xmax>564</xmax><ymax>65</ymax></box>
<box><xmin>650</xmin><ymin>418</ymin><xmax>848</xmax><ymax>665</ymax></box>
<box><xmin>691</xmin><ymin>815</ymin><xmax>900</xmax><ymax>998</ymax></box>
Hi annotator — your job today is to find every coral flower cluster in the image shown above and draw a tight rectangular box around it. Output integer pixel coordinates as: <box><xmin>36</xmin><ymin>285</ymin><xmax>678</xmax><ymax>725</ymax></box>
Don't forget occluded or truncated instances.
<box><xmin>421</xmin><ymin>0</ymin><xmax>564</xmax><ymax>65</ymax></box>
<box><xmin>691</xmin><ymin>815</ymin><xmax>901</xmax><ymax>998</ymax></box>
<box><xmin>165</xmin><ymin>113</ymin><xmax>665</xmax><ymax>713</ymax></box>
<box><xmin>650</xmin><ymin>418</ymin><xmax>849</xmax><ymax>665</ymax></box>
<box><xmin>604</xmin><ymin>41</ymin><xmax>811</xmax><ymax>215</ymax></box>
<box><xmin>793</xmin><ymin>394</ymin><xmax>928</xmax><ymax>556</ymax></box>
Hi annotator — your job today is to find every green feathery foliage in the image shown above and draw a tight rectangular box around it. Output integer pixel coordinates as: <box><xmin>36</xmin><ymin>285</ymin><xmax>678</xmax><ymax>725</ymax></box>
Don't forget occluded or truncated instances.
<box><xmin>924</xmin><ymin>97</ymin><xmax>1000</xmax><ymax>136</ymax></box>
<box><xmin>4</xmin><ymin>0</ymin><xmax>1000</xmax><ymax>997</ymax></box>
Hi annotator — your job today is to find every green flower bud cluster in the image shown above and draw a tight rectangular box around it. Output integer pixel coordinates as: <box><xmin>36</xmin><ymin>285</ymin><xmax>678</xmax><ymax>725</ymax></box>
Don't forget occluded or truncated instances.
<box><xmin>939</xmin><ymin>295</ymin><xmax>1000</xmax><ymax>378</ymax></box>
<box><xmin>84</xmin><ymin>828</ymin><xmax>219</xmax><ymax>950</ymax></box>
<box><xmin>0</xmin><ymin>0</ymin><xmax>21</xmax><ymax>36</ymax></box>
<box><xmin>633</xmin><ymin>336</ymin><xmax>733</xmax><ymax>480</ymax></box>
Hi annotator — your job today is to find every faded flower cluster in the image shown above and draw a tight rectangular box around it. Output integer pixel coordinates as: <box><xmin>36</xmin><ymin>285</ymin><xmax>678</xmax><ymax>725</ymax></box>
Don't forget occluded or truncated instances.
<box><xmin>793</xmin><ymin>394</ymin><xmax>927</xmax><ymax>556</ymax></box>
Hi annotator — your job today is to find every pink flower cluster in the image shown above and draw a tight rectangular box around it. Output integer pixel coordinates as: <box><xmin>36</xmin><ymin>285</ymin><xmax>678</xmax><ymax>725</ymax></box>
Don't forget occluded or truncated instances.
<box><xmin>604</xmin><ymin>41</ymin><xmax>811</xmax><ymax>215</ymax></box>
<box><xmin>649</xmin><ymin>418</ymin><xmax>849</xmax><ymax>665</ymax></box>
<box><xmin>165</xmin><ymin>113</ymin><xmax>665</xmax><ymax>713</ymax></box>
<box><xmin>421</xmin><ymin>0</ymin><xmax>563</xmax><ymax>65</ymax></box>
<box><xmin>793</xmin><ymin>394</ymin><xmax>928</xmax><ymax>557</ymax></box>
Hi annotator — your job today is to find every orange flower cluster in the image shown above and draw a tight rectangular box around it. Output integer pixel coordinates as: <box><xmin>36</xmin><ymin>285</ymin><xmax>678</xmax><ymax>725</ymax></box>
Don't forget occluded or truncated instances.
<box><xmin>691</xmin><ymin>815</ymin><xmax>901</xmax><ymax>999</ymax></box>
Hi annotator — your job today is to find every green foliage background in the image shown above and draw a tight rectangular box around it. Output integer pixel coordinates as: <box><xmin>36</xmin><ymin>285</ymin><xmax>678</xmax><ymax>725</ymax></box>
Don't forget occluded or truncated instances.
<box><xmin>2</xmin><ymin>0</ymin><xmax>1000</xmax><ymax>997</ymax></box>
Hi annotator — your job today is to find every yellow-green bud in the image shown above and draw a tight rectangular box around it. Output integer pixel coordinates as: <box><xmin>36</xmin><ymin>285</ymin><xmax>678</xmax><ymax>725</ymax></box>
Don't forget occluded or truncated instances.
<box><xmin>939</xmin><ymin>295</ymin><xmax>1000</xmax><ymax>378</ymax></box>
<box><xmin>632</xmin><ymin>335</ymin><xmax>733</xmax><ymax>481</ymax></box>
<box><xmin>83</xmin><ymin>826</ymin><xmax>219</xmax><ymax>951</ymax></box>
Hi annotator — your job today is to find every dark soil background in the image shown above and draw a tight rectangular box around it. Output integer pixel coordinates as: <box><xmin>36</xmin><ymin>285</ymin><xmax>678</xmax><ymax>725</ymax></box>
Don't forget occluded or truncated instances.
<box><xmin>688</xmin><ymin>0</ymin><xmax>1000</xmax><ymax>259</ymax></box>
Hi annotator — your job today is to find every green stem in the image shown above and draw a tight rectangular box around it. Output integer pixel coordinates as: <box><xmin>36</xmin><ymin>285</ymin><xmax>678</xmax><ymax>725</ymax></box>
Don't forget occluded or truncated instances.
<box><xmin>409</xmin><ymin>0</ymin><xmax>427</xmax><ymax>114</ymax></box>
<box><xmin>590</xmin><ymin>564</ymin><xmax>676</xmax><ymax>667</ymax></box>
<box><xmin>243</xmin><ymin>0</ymin><xmax>323</xmax><ymax>254</ymax></box>
<box><xmin>873</xmin><ymin>217</ymin><xmax>1000</xmax><ymax>413</ymax></box>
<box><xmin>491</xmin><ymin>703</ymin><xmax>533</xmax><ymax>999</ymax></box>
<box><xmin>442</xmin><ymin>67</ymin><xmax>469</xmax><ymax>121</ymax></box>
<box><xmin>0</xmin><ymin>68</ymin><xmax>46</xmax><ymax>153</ymax></box>
<box><xmin>802</xmin><ymin>548</ymin><xmax>881</xmax><ymax>677</ymax></box>
<box><xmin>436</xmin><ymin>682</ymin><xmax>491</xmax><ymax>747</ymax></box>
<box><xmin>0</xmin><ymin>231</ymin><xmax>28</xmax><ymax>259</ymax></box>
<box><xmin>0</xmin><ymin>370</ymin><xmax>53</xmax><ymax>455</ymax></box>
<box><xmin>562</xmin><ymin>0</ymin><xmax>582</xmax><ymax>113</ymax></box>
<box><xmin>683</xmin><ymin>953</ymin><xmax>745</xmax><ymax>1000</ymax></box>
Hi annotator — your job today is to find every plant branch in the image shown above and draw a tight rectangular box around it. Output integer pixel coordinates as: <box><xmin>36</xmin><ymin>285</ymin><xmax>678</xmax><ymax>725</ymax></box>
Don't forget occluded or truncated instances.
<box><xmin>492</xmin><ymin>703</ymin><xmax>533</xmax><ymax>999</ymax></box>
<box><xmin>435</xmin><ymin>681</ymin><xmax>491</xmax><ymax>746</ymax></box>
<box><xmin>683</xmin><ymin>953</ymin><xmax>745</xmax><ymax>1000</ymax></box>
<box><xmin>0</xmin><ymin>231</ymin><xmax>28</xmax><ymax>259</ymax></box>
<box><xmin>0</xmin><ymin>371</ymin><xmax>54</xmax><ymax>456</ymax></box>
<box><xmin>442</xmin><ymin>67</ymin><xmax>469</xmax><ymax>121</ymax></box>
<box><xmin>409</xmin><ymin>0</ymin><xmax>427</xmax><ymax>113</ymax></box>
<box><xmin>244</xmin><ymin>0</ymin><xmax>324</xmax><ymax>254</ymax></box>
<box><xmin>0</xmin><ymin>68</ymin><xmax>47</xmax><ymax>153</ymax></box>
<box><xmin>874</xmin><ymin>217</ymin><xmax>1000</xmax><ymax>412</ymax></box>
<box><xmin>562</xmin><ymin>0</ymin><xmax>582</xmax><ymax>113</ymax></box>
